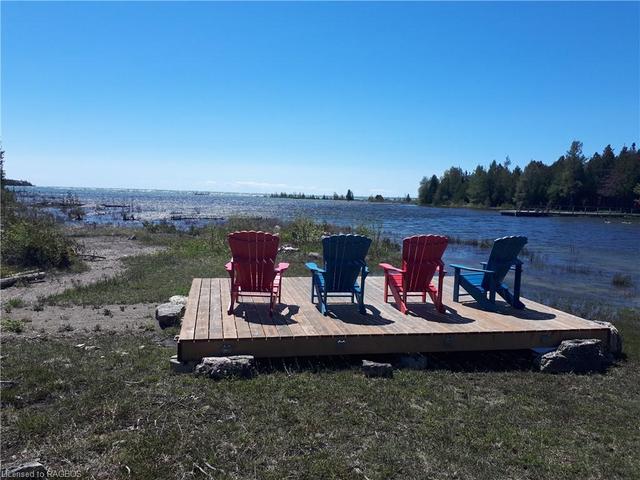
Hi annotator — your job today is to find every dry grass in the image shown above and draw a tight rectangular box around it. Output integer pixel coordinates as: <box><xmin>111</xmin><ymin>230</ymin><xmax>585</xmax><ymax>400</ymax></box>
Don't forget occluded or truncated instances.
<box><xmin>1</xmin><ymin>307</ymin><xmax>639</xmax><ymax>479</ymax></box>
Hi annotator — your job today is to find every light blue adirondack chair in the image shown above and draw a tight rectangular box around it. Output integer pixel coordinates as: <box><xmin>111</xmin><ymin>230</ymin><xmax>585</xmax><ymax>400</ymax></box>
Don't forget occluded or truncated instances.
<box><xmin>305</xmin><ymin>234</ymin><xmax>372</xmax><ymax>315</ymax></box>
<box><xmin>451</xmin><ymin>236</ymin><xmax>528</xmax><ymax>311</ymax></box>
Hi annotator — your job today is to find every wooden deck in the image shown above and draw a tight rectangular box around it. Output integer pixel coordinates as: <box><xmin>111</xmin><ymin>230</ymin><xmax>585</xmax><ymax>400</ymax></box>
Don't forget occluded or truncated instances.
<box><xmin>177</xmin><ymin>276</ymin><xmax>610</xmax><ymax>361</ymax></box>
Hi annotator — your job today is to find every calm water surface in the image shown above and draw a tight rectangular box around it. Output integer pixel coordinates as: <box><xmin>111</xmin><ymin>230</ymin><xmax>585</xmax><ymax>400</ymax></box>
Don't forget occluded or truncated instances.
<box><xmin>13</xmin><ymin>186</ymin><xmax>640</xmax><ymax>309</ymax></box>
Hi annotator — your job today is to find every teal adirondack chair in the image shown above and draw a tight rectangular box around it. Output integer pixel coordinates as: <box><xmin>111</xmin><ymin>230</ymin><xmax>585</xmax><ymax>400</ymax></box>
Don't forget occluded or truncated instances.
<box><xmin>305</xmin><ymin>234</ymin><xmax>372</xmax><ymax>315</ymax></box>
<box><xmin>451</xmin><ymin>236</ymin><xmax>528</xmax><ymax>311</ymax></box>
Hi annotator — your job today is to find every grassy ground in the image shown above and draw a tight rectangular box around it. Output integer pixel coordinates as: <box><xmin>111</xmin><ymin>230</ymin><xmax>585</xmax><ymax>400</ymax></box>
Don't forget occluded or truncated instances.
<box><xmin>3</xmin><ymin>218</ymin><xmax>640</xmax><ymax>478</ymax></box>
<box><xmin>48</xmin><ymin>217</ymin><xmax>402</xmax><ymax>306</ymax></box>
<box><xmin>1</xmin><ymin>308</ymin><xmax>639</xmax><ymax>479</ymax></box>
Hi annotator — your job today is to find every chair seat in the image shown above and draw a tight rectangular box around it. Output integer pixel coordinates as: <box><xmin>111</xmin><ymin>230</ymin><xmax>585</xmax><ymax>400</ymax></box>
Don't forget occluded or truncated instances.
<box><xmin>388</xmin><ymin>272</ymin><xmax>437</xmax><ymax>295</ymax></box>
<box><xmin>459</xmin><ymin>272</ymin><xmax>508</xmax><ymax>294</ymax></box>
<box><xmin>313</xmin><ymin>271</ymin><xmax>360</xmax><ymax>294</ymax></box>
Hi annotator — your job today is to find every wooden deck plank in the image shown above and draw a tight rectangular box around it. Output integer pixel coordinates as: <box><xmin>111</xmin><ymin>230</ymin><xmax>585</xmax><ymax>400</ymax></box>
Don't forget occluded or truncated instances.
<box><xmin>209</xmin><ymin>278</ymin><xmax>224</xmax><ymax>341</ymax></box>
<box><xmin>194</xmin><ymin>278</ymin><xmax>211</xmax><ymax>340</ymax></box>
<box><xmin>288</xmin><ymin>275</ymin><xmax>334</xmax><ymax>337</ymax></box>
<box><xmin>178</xmin><ymin>276</ymin><xmax>610</xmax><ymax>361</ymax></box>
<box><xmin>281</xmin><ymin>279</ymin><xmax>319</xmax><ymax>337</ymax></box>
<box><xmin>219</xmin><ymin>279</ymin><xmax>238</xmax><ymax>340</ymax></box>
<box><xmin>180</xmin><ymin>278</ymin><xmax>202</xmax><ymax>341</ymax></box>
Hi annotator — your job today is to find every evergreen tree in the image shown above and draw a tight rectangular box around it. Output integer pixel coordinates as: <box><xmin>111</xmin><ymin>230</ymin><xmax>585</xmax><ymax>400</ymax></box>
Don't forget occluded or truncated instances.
<box><xmin>515</xmin><ymin>161</ymin><xmax>552</xmax><ymax>207</ymax></box>
<box><xmin>418</xmin><ymin>175</ymin><xmax>439</xmax><ymax>205</ymax></box>
<box><xmin>467</xmin><ymin>165</ymin><xmax>490</xmax><ymax>205</ymax></box>
<box><xmin>346</xmin><ymin>189</ymin><xmax>354</xmax><ymax>201</ymax></box>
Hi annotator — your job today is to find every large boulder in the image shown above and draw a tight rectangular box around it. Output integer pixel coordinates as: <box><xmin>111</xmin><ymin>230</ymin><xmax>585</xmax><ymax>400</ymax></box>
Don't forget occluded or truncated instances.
<box><xmin>362</xmin><ymin>360</ymin><xmax>393</xmax><ymax>378</ymax></box>
<box><xmin>195</xmin><ymin>356</ymin><xmax>255</xmax><ymax>380</ymax></box>
<box><xmin>155</xmin><ymin>303</ymin><xmax>185</xmax><ymax>329</ymax></box>
<box><xmin>169</xmin><ymin>295</ymin><xmax>188</xmax><ymax>306</ymax></box>
<box><xmin>592</xmin><ymin>321</ymin><xmax>623</xmax><ymax>357</ymax></box>
<box><xmin>169</xmin><ymin>355</ymin><xmax>197</xmax><ymax>373</ymax></box>
<box><xmin>536</xmin><ymin>339</ymin><xmax>609</xmax><ymax>373</ymax></box>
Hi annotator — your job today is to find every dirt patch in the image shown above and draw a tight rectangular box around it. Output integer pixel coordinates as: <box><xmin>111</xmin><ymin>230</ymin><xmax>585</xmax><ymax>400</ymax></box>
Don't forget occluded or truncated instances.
<box><xmin>1</xmin><ymin>303</ymin><xmax>161</xmax><ymax>336</ymax></box>
<box><xmin>1</xmin><ymin>236</ymin><xmax>164</xmax><ymax>305</ymax></box>
<box><xmin>1</xmin><ymin>235</ymin><xmax>167</xmax><ymax>335</ymax></box>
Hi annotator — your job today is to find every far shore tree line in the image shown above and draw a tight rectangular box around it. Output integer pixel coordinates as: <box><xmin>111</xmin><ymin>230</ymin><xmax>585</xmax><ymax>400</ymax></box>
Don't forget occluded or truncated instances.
<box><xmin>418</xmin><ymin>141</ymin><xmax>640</xmax><ymax>210</ymax></box>
<box><xmin>270</xmin><ymin>189</ymin><xmax>412</xmax><ymax>203</ymax></box>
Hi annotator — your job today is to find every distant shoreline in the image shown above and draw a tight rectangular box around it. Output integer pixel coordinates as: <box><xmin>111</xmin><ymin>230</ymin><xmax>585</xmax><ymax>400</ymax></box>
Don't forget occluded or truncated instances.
<box><xmin>3</xmin><ymin>179</ymin><xmax>33</xmax><ymax>186</ymax></box>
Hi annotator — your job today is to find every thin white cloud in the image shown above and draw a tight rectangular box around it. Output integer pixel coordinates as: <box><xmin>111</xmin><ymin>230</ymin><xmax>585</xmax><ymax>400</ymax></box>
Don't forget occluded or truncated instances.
<box><xmin>234</xmin><ymin>181</ymin><xmax>290</xmax><ymax>188</ymax></box>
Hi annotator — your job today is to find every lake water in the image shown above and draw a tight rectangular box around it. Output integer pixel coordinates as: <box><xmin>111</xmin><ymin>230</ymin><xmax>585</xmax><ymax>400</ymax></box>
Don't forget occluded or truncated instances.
<box><xmin>12</xmin><ymin>186</ymin><xmax>640</xmax><ymax>309</ymax></box>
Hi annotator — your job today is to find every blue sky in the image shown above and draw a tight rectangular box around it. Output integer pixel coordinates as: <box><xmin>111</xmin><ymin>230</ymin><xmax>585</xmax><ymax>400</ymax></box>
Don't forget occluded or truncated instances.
<box><xmin>2</xmin><ymin>1</ymin><xmax>639</xmax><ymax>196</ymax></box>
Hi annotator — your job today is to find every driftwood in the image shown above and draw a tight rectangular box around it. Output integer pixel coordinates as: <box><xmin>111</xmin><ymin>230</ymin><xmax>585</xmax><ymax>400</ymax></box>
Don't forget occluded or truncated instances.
<box><xmin>77</xmin><ymin>253</ymin><xmax>107</xmax><ymax>261</ymax></box>
<box><xmin>0</xmin><ymin>271</ymin><xmax>46</xmax><ymax>289</ymax></box>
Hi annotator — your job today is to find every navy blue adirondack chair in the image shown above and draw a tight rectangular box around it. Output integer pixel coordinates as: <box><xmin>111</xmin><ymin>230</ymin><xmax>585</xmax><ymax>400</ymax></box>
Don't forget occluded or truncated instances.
<box><xmin>451</xmin><ymin>236</ymin><xmax>528</xmax><ymax>311</ymax></box>
<box><xmin>305</xmin><ymin>234</ymin><xmax>372</xmax><ymax>316</ymax></box>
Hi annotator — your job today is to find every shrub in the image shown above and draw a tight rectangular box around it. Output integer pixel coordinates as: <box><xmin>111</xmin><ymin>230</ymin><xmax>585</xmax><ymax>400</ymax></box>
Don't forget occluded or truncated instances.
<box><xmin>2</xmin><ymin>217</ymin><xmax>76</xmax><ymax>269</ymax></box>
<box><xmin>4</xmin><ymin>298</ymin><xmax>25</xmax><ymax>313</ymax></box>
<box><xmin>1</xmin><ymin>317</ymin><xmax>26</xmax><ymax>333</ymax></box>
<box><xmin>284</xmin><ymin>217</ymin><xmax>324</xmax><ymax>245</ymax></box>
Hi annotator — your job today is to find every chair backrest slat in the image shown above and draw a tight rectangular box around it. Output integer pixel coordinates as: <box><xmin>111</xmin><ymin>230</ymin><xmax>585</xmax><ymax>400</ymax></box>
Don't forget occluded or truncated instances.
<box><xmin>482</xmin><ymin>236</ymin><xmax>528</xmax><ymax>290</ymax></box>
<box><xmin>322</xmin><ymin>234</ymin><xmax>371</xmax><ymax>292</ymax></box>
<box><xmin>228</xmin><ymin>231</ymin><xmax>280</xmax><ymax>292</ymax></box>
<box><xmin>402</xmin><ymin>235</ymin><xmax>448</xmax><ymax>291</ymax></box>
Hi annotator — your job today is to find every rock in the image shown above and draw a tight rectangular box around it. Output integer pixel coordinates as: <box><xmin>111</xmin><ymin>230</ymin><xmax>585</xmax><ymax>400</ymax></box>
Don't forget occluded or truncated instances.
<box><xmin>195</xmin><ymin>355</ymin><xmax>255</xmax><ymax>380</ymax></box>
<box><xmin>75</xmin><ymin>343</ymin><xmax>86</xmax><ymax>349</ymax></box>
<box><xmin>0</xmin><ymin>380</ymin><xmax>18</xmax><ymax>389</ymax></box>
<box><xmin>155</xmin><ymin>303</ymin><xmax>185</xmax><ymax>329</ymax></box>
<box><xmin>307</xmin><ymin>252</ymin><xmax>321</xmax><ymax>260</ymax></box>
<box><xmin>396</xmin><ymin>353</ymin><xmax>428</xmax><ymax>370</ymax></box>
<box><xmin>128</xmin><ymin>234</ymin><xmax>137</xmax><ymax>240</ymax></box>
<box><xmin>536</xmin><ymin>339</ymin><xmax>609</xmax><ymax>374</ymax></box>
<box><xmin>592</xmin><ymin>321</ymin><xmax>623</xmax><ymax>356</ymax></box>
<box><xmin>169</xmin><ymin>295</ymin><xmax>188</xmax><ymax>306</ymax></box>
<box><xmin>84</xmin><ymin>345</ymin><xmax>100</xmax><ymax>351</ymax></box>
<box><xmin>169</xmin><ymin>355</ymin><xmax>197</xmax><ymax>373</ymax></box>
<box><xmin>4</xmin><ymin>461</ymin><xmax>47</xmax><ymax>477</ymax></box>
<box><xmin>362</xmin><ymin>360</ymin><xmax>393</xmax><ymax>378</ymax></box>
<box><xmin>279</xmin><ymin>245</ymin><xmax>299</xmax><ymax>252</ymax></box>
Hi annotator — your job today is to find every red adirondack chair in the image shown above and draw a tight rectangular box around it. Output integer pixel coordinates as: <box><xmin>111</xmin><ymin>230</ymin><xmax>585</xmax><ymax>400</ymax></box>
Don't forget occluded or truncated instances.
<box><xmin>379</xmin><ymin>235</ymin><xmax>448</xmax><ymax>314</ymax></box>
<box><xmin>225</xmin><ymin>231</ymin><xmax>289</xmax><ymax>316</ymax></box>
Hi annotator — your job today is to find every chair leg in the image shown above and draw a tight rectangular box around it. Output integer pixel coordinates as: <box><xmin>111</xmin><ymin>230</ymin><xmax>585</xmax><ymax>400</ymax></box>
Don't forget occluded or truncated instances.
<box><xmin>436</xmin><ymin>268</ymin><xmax>445</xmax><ymax>312</ymax></box>
<box><xmin>310</xmin><ymin>277</ymin><xmax>315</xmax><ymax>303</ymax></box>
<box><xmin>383</xmin><ymin>274</ymin><xmax>389</xmax><ymax>303</ymax></box>
<box><xmin>228</xmin><ymin>291</ymin><xmax>235</xmax><ymax>315</ymax></box>
<box><xmin>453</xmin><ymin>269</ymin><xmax>460</xmax><ymax>302</ymax></box>
<box><xmin>322</xmin><ymin>289</ymin><xmax>328</xmax><ymax>316</ymax></box>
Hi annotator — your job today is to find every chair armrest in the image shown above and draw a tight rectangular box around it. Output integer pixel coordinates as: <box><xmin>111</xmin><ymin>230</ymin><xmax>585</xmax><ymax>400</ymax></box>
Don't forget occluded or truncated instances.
<box><xmin>305</xmin><ymin>262</ymin><xmax>325</xmax><ymax>273</ymax></box>
<box><xmin>225</xmin><ymin>261</ymin><xmax>233</xmax><ymax>272</ymax></box>
<box><xmin>275</xmin><ymin>262</ymin><xmax>290</xmax><ymax>273</ymax></box>
<box><xmin>450</xmin><ymin>264</ymin><xmax>495</xmax><ymax>274</ymax></box>
<box><xmin>379</xmin><ymin>263</ymin><xmax>404</xmax><ymax>273</ymax></box>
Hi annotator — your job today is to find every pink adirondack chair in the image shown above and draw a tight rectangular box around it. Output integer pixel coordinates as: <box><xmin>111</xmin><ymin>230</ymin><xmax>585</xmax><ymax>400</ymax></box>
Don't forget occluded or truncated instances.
<box><xmin>379</xmin><ymin>235</ymin><xmax>448</xmax><ymax>314</ymax></box>
<box><xmin>225</xmin><ymin>231</ymin><xmax>289</xmax><ymax>316</ymax></box>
